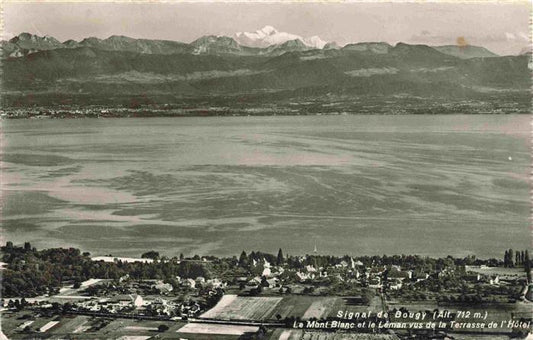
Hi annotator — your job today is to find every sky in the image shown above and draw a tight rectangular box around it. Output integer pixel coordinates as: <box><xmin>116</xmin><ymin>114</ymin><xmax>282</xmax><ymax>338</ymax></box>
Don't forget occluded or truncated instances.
<box><xmin>3</xmin><ymin>2</ymin><xmax>531</xmax><ymax>55</ymax></box>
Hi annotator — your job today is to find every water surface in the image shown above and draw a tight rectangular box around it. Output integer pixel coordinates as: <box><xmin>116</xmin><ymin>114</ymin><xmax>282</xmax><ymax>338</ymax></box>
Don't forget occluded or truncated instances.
<box><xmin>1</xmin><ymin>115</ymin><xmax>529</xmax><ymax>258</ymax></box>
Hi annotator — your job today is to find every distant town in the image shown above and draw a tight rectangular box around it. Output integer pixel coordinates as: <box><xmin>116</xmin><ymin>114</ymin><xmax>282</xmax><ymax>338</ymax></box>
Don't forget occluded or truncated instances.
<box><xmin>1</xmin><ymin>242</ymin><xmax>531</xmax><ymax>339</ymax></box>
<box><xmin>1</xmin><ymin>92</ymin><xmax>529</xmax><ymax>119</ymax></box>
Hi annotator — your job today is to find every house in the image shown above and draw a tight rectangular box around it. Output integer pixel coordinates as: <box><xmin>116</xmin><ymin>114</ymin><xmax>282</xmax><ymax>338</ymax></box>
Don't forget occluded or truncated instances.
<box><xmin>119</xmin><ymin>274</ymin><xmax>130</xmax><ymax>283</ymax></box>
<box><xmin>489</xmin><ymin>275</ymin><xmax>500</xmax><ymax>285</ymax></box>
<box><xmin>413</xmin><ymin>272</ymin><xmax>430</xmax><ymax>282</ymax></box>
<box><xmin>153</xmin><ymin>281</ymin><xmax>173</xmax><ymax>294</ymax></box>
<box><xmin>247</xmin><ymin>276</ymin><xmax>262</xmax><ymax>286</ymax></box>
<box><xmin>262</xmin><ymin>267</ymin><xmax>272</xmax><ymax>277</ymax></box>
<box><xmin>81</xmin><ymin>301</ymin><xmax>101</xmax><ymax>312</ymax></box>
<box><xmin>389</xmin><ymin>279</ymin><xmax>403</xmax><ymax>290</ymax></box>
<box><xmin>368</xmin><ymin>277</ymin><xmax>382</xmax><ymax>289</ymax></box>
<box><xmin>369</xmin><ymin>266</ymin><xmax>387</xmax><ymax>276</ymax></box>
<box><xmin>149</xmin><ymin>298</ymin><xmax>172</xmax><ymax>316</ymax></box>
<box><xmin>236</xmin><ymin>277</ymin><xmax>248</xmax><ymax>284</ymax></box>
<box><xmin>296</xmin><ymin>271</ymin><xmax>309</xmax><ymax>282</ymax></box>
<box><xmin>108</xmin><ymin>294</ymin><xmax>144</xmax><ymax>309</ymax></box>
<box><xmin>131</xmin><ymin>294</ymin><xmax>144</xmax><ymax>308</ymax></box>
<box><xmin>465</xmin><ymin>273</ymin><xmax>482</xmax><ymax>282</ymax></box>
<box><xmin>279</xmin><ymin>286</ymin><xmax>291</xmax><ymax>294</ymax></box>
<box><xmin>266</xmin><ymin>278</ymin><xmax>279</xmax><ymax>288</ymax></box>
<box><xmin>350</xmin><ymin>258</ymin><xmax>357</xmax><ymax>269</ymax></box>
<box><xmin>189</xmin><ymin>302</ymin><xmax>201</xmax><ymax>316</ymax></box>
<box><xmin>388</xmin><ymin>268</ymin><xmax>412</xmax><ymax>281</ymax></box>
<box><xmin>182</xmin><ymin>278</ymin><xmax>196</xmax><ymax>288</ymax></box>
<box><xmin>305</xmin><ymin>265</ymin><xmax>317</xmax><ymax>273</ymax></box>
<box><xmin>206</xmin><ymin>278</ymin><xmax>225</xmax><ymax>289</ymax></box>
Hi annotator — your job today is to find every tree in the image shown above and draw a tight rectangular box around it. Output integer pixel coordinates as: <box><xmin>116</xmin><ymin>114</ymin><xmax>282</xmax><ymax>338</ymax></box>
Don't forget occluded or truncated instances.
<box><xmin>141</xmin><ymin>251</ymin><xmax>160</xmax><ymax>260</ymax></box>
<box><xmin>158</xmin><ymin>324</ymin><xmax>169</xmax><ymax>332</ymax></box>
<box><xmin>524</xmin><ymin>250</ymin><xmax>531</xmax><ymax>283</ymax></box>
<box><xmin>504</xmin><ymin>250</ymin><xmax>509</xmax><ymax>266</ymax></box>
<box><xmin>239</xmin><ymin>251</ymin><xmax>248</xmax><ymax>267</ymax></box>
<box><xmin>179</xmin><ymin>253</ymin><xmax>184</xmax><ymax>260</ymax></box>
<box><xmin>258</xmin><ymin>325</ymin><xmax>267</xmax><ymax>338</ymax></box>
<box><xmin>277</xmin><ymin>248</ymin><xmax>284</xmax><ymax>265</ymax></box>
<box><xmin>24</xmin><ymin>242</ymin><xmax>32</xmax><ymax>251</ymax></box>
<box><xmin>508</xmin><ymin>249</ymin><xmax>515</xmax><ymax>267</ymax></box>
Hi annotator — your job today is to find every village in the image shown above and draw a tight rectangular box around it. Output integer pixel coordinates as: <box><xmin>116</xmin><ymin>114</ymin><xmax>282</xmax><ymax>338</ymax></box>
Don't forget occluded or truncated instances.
<box><xmin>1</xmin><ymin>91</ymin><xmax>528</xmax><ymax>120</ymax></box>
<box><xmin>1</xmin><ymin>243</ymin><xmax>532</xmax><ymax>339</ymax></box>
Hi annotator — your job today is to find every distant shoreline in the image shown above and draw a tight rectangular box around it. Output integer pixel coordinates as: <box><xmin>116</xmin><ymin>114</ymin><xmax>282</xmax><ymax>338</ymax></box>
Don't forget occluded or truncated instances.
<box><xmin>2</xmin><ymin>109</ymin><xmax>530</xmax><ymax>120</ymax></box>
<box><xmin>1</xmin><ymin>241</ymin><xmax>517</xmax><ymax>262</ymax></box>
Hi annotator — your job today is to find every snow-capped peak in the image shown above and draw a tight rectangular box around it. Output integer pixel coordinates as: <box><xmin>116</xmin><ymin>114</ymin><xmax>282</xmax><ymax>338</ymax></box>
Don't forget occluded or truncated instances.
<box><xmin>260</xmin><ymin>25</ymin><xmax>277</xmax><ymax>36</ymax></box>
<box><xmin>304</xmin><ymin>36</ymin><xmax>327</xmax><ymax>49</ymax></box>
<box><xmin>235</xmin><ymin>26</ymin><xmax>328</xmax><ymax>49</ymax></box>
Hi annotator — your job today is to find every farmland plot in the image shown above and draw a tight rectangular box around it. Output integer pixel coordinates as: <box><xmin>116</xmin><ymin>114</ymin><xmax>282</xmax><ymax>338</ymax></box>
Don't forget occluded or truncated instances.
<box><xmin>302</xmin><ymin>297</ymin><xmax>338</xmax><ymax>320</ymax></box>
<box><xmin>200</xmin><ymin>294</ymin><xmax>282</xmax><ymax>320</ymax></box>
<box><xmin>278</xmin><ymin>329</ymin><xmax>304</xmax><ymax>340</ymax></box>
<box><xmin>269</xmin><ymin>296</ymin><xmax>321</xmax><ymax>320</ymax></box>
<box><xmin>178</xmin><ymin>323</ymin><xmax>259</xmax><ymax>335</ymax></box>
<box><xmin>39</xmin><ymin>321</ymin><xmax>60</xmax><ymax>333</ymax></box>
<box><xmin>52</xmin><ymin>316</ymin><xmax>91</xmax><ymax>334</ymax></box>
<box><xmin>300</xmin><ymin>332</ymin><xmax>397</xmax><ymax>340</ymax></box>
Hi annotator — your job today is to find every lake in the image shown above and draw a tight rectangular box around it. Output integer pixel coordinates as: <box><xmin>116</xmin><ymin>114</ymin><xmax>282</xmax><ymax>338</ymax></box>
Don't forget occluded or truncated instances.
<box><xmin>1</xmin><ymin>115</ymin><xmax>530</xmax><ymax>258</ymax></box>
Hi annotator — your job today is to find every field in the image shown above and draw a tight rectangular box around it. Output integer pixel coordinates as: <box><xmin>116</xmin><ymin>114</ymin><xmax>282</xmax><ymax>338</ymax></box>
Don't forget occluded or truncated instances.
<box><xmin>273</xmin><ymin>330</ymin><xmax>397</xmax><ymax>340</ymax></box>
<box><xmin>465</xmin><ymin>266</ymin><xmax>525</xmax><ymax>279</ymax></box>
<box><xmin>1</xmin><ymin>312</ymin><xmax>184</xmax><ymax>339</ymax></box>
<box><xmin>200</xmin><ymin>294</ymin><xmax>282</xmax><ymax>320</ymax></box>
<box><xmin>178</xmin><ymin>323</ymin><xmax>259</xmax><ymax>335</ymax></box>
<box><xmin>268</xmin><ymin>296</ymin><xmax>321</xmax><ymax>320</ymax></box>
<box><xmin>302</xmin><ymin>298</ymin><xmax>339</xmax><ymax>320</ymax></box>
<box><xmin>116</xmin><ymin>336</ymin><xmax>151</xmax><ymax>340</ymax></box>
<box><xmin>267</xmin><ymin>295</ymin><xmax>371</xmax><ymax>321</ymax></box>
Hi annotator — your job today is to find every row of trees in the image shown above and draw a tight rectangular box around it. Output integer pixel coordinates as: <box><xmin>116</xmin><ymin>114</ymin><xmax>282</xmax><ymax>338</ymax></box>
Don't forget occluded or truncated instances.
<box><xmin>503</xmin><ymin>249</ymin><xmax>530</xmax><ymax>268</ymax></box>
<box><xmin>238</xmin><ymin>249</ymin><xmax>285</xmax><ymax>267</ymax></box>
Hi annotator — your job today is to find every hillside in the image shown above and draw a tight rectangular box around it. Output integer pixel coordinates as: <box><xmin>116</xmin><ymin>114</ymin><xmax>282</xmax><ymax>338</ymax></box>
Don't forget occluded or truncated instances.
<box><xmin>433</xmin><ymin>45</ymin><xmax>498</xmax><ymax>59</ymax></box>
<box><xmin>1</xmin><ymin>33</ymin><xmax>529</xmax><ymax>113</ymax></box>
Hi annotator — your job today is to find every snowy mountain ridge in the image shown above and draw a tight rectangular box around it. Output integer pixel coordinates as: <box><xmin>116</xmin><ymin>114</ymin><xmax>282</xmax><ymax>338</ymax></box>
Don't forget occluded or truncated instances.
<box><xmin>235</xmin><ymin>25</ymin><xmax>328</xmax><ymax>49</ymax></box>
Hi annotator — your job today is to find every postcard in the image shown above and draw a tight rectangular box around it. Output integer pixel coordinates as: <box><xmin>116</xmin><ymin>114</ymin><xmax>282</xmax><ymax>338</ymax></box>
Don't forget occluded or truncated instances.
<box><xmin>0</xmin><ymin>1</ymin><xmax>531</xmax><ymax>339</ymax></box>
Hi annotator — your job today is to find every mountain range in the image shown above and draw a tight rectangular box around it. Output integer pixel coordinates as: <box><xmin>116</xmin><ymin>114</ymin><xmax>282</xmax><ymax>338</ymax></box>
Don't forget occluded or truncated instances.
<box><xmin>2</xmin><ymin>27</ymin><xmax>502</xmax><ymax>58</ymax></box>
<box><xmin>1</xmin><ymin>28</ymin><xmax>530</xmax><ymax>111</ymax></box>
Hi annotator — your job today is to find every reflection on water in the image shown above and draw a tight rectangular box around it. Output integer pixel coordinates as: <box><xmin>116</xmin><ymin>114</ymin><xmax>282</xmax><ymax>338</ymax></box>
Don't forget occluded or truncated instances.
<box><xmin>1</xmin><ymin>115</ymin><xmax>530</xmax><ymax>258</ymax></box>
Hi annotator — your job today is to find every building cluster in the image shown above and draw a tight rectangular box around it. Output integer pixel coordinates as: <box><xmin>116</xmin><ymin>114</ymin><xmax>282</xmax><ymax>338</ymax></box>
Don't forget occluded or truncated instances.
<box><xmin>228</xmin><ymin>254</ymin><xmax>512</xmax><ymax>301</ymax></box>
